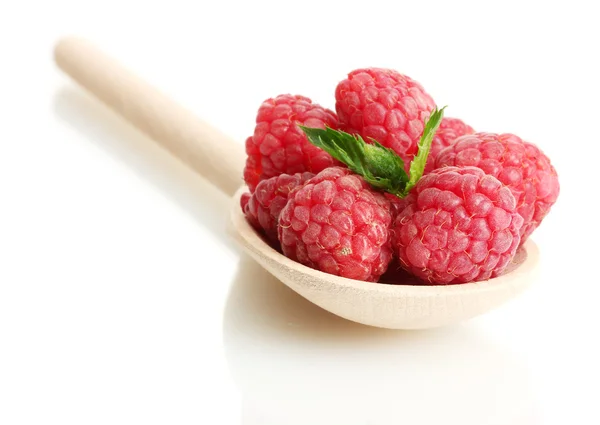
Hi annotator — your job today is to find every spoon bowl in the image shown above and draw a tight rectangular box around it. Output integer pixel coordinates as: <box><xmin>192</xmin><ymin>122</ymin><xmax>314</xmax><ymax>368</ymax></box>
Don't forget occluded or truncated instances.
<box><xmin>230</xmin><ymin>187</ymin><xmax>539</xmax><ymax>329</ymax></box>
<box><xmin>55</xmin><ymin>37</ymin><xmax>540</xmax><ymax>330</ymax></box>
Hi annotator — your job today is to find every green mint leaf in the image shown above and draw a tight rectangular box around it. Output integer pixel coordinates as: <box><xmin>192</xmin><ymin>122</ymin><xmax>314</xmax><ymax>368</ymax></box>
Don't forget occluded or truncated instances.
<box><xmin>299</xmin><ymin>126</ymin><xmax>409</xmax><ymax>195</ymax></box>
<box><xmin>299</xmin><ymin>126</ymin><xmax>367</xmax><ymax>175</ymax></box>
<box><xmin>366</xmin><ymin>140</ymin><xmax>408</xmax><ymax>182</ymax></box>
<box><xmin>403</xmin><ymin>106</ymin><xmax>446</xmax><ymax>196</ymax></box>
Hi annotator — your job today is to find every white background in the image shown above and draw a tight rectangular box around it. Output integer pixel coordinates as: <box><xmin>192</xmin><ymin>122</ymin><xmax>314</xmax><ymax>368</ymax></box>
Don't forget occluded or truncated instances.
<box><xmin>1</xmin><ymin>1</ymin><xmax>598</xmax><ymax>424</ymax></box>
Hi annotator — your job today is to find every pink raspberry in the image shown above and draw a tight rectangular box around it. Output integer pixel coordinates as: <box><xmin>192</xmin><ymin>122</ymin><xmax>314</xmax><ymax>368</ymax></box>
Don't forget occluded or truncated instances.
<box><xmin>424</xmin><ymin>117</ymin><xmax>474</xmax><ymax>173</ymax></box>
<box><xmin>243</xmin><ymin>95</ymin><xmax>339</xmax><ymax>192</ymax></box>
<box><xmin>335</xmin><ymin>68</ymin><xmax>435</xmax><ymax>166</ymax></box>
<box><xmin>278</xmin><ymin>167</ymin><xmax>393</xmax><ymax>282</ymax></box>
<box><xmin>434</xmin><ymin>133</ymin><xmax>559</xmax><ymax>242</ymax></box>
<box><xmin>392</xmin><ymin>166</ymin><xmax>523</xmax><ymax>285</ymax></box>
<box><xmin>240</xmin><ymin>192</ymin><xmax>251</xmax><ymax>212</ymax></box>
<box><xmin>385</xmin><ymin>193</ymin><xmax>415</xmax><ymax>220</ymax></box>
<box><xmin>242</xmin><ymin>172</ymin><xmax>314</xmax><ymax>243</ymax></box>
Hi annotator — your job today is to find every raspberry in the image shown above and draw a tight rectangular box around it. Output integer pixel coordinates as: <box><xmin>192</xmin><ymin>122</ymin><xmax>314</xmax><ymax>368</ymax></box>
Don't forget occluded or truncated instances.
<box><xmin>434</xmin><ymin>133</ymin><xmax>559</xmax><ymax>242</ymax></box>
<box><xmin>243</xmin><ymin>95</ymin><xmax>339</xmax><ymax>192</ymax></box>
<box><xmin>385</xmin><ymin>193</ymin><xmax>408</xmax><ymax>218</ymax></box>
<box><xmin>392</xmin><ymin>166</ymin><xmax>523</xmax><ymax>285</ymax></box>
<box><xmin>385</xmin><ymin>193</ymin><xmax>415</xmax><ymax>221</ymax></box>
<box><xmin>240</xmin><ymin>192</ymin><xmax>251</xmax><ymax>213</ymax></box>
<box><xmin>335</xmin><ymin>68</ymin><xmax>435</xmax><ymax>166</ymax></box>
<box><xmin>424</xmin><ymin>117</ymin><xmax>474</xmax><ymax>173</ymax></box>
<box><xmin>242</xmin><ymin>172</ymin><xmax>314</xmax><ymax>243</ymax></box>
<box><xmin>278</xmin><ymin>167</ymin><xmax>393</xmax><ymax>282</ymax></box>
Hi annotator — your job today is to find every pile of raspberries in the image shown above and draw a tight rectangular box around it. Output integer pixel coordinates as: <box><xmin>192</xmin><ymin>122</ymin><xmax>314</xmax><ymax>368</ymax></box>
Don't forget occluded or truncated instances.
<box><xmin>240</xmin><ymin>68</ymin><xmax>559</xmax><ymax>285</ymax></box>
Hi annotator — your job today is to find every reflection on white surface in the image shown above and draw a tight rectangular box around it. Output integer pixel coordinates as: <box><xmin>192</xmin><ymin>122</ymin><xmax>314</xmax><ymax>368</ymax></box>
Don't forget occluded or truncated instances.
<box><xmin>223</xmin><ymin>258</ymin><xmax>539</xmax><ymax>425</ymax></box>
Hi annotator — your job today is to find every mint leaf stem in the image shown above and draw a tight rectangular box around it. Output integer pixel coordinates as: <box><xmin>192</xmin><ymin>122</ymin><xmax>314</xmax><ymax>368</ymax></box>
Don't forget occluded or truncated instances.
<box><xmin>404</xmin><ymin>106</ymin><xmax>446</xmax><ymax>194</ymax></box>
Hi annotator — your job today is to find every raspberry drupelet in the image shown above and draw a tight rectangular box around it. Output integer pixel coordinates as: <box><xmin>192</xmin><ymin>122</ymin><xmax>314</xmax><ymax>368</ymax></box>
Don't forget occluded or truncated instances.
<box><xmin>242</xmin><ymin>172</ymin><xmax>314</xmax><ymax>243</ymax></box>
<box><xmin>278</xmin><ymin>167</ymin><xmax>393</xmax><ymax>282</ymax></box>
<box><xmin>434</xmin><ymin>132</ymin><xmax>559</xmax><ymax>242</ymax></box>
<box><xmin>424</xmin><ymin>117</ymin><xmax>474</xmax><ymax>173</ymax></box>
<box><xmin>392</xmin><ymin>166</ymin><xmax>524</xmax><ymax>284</ymax></box>
<box><xmin>243</xmin><ymin>95</ymin><xmax>339</xmax><ymax>192</ymax></box>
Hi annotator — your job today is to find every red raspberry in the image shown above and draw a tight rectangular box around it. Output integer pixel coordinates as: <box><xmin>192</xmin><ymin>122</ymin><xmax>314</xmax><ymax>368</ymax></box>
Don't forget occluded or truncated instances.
<box><xmin>278</xmin><ymin>167</ymin><xmax>393</xmax><ymax>282</ymax></box>
<box><xmin>392</xmin><ymin>167</ymin><xmax>523</xmax><ymax>285</ymax></box>
<box><xmin>385</xmin><ymin>193</ymin><xmax>414</xmax><ymax>221</ymax></box>
<box><xmin>335</xmin><ymin>68</ymin><xmax>435</xmax><ymax>166</ymax></box>
<box><xmin>243</xmin><ymin>95</ymin><xmax>339</xmax><ymax>192</ymax></box>
<box><xmin>240</xmin><ymin>192</ymin><xmax>251</xmax><ymax>212</ymax></box>
<box><xmin>242</xmin><ymin>172</ymin><xmax>314</xmax><ymax>243</ymax></box>
<box><xmin>434</xmin><ymin>133</ymin><xmax>559</xmax><ymax>242</ymax></box>
<box><xmin>424</xmin><ymin>117</ymin><xmax>474</xmax><ymax>174</ymax></box>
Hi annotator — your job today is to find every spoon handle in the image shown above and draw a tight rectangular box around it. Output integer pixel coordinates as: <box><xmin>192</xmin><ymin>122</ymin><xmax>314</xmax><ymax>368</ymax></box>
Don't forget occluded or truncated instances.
<box><xmin>54</xmin><ymin>37</ymin><xmax>245</xmax><ymax>197</ymax></box>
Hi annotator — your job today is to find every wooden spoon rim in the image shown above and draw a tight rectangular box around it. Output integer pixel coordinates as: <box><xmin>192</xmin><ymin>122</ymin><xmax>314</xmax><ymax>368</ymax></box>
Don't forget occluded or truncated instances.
<box><xmin>229</xmin><ymin>187</ymin><xmax>539</xmax><ymax>297</ymax></box>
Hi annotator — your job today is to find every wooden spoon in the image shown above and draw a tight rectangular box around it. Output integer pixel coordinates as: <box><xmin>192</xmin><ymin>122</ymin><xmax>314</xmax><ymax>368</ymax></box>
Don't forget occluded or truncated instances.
<box><xmin>54</xmin><ymin>37</ymin><xmax>539</xmax><ymax>329</ymax></box>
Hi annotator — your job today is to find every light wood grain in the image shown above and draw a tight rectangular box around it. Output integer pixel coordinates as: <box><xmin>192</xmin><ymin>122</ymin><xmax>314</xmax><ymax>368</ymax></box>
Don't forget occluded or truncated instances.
<box><xmin>54</xmin><ymin>37</ymin><xmax>540</xmax><ymax>329</ymax></box>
